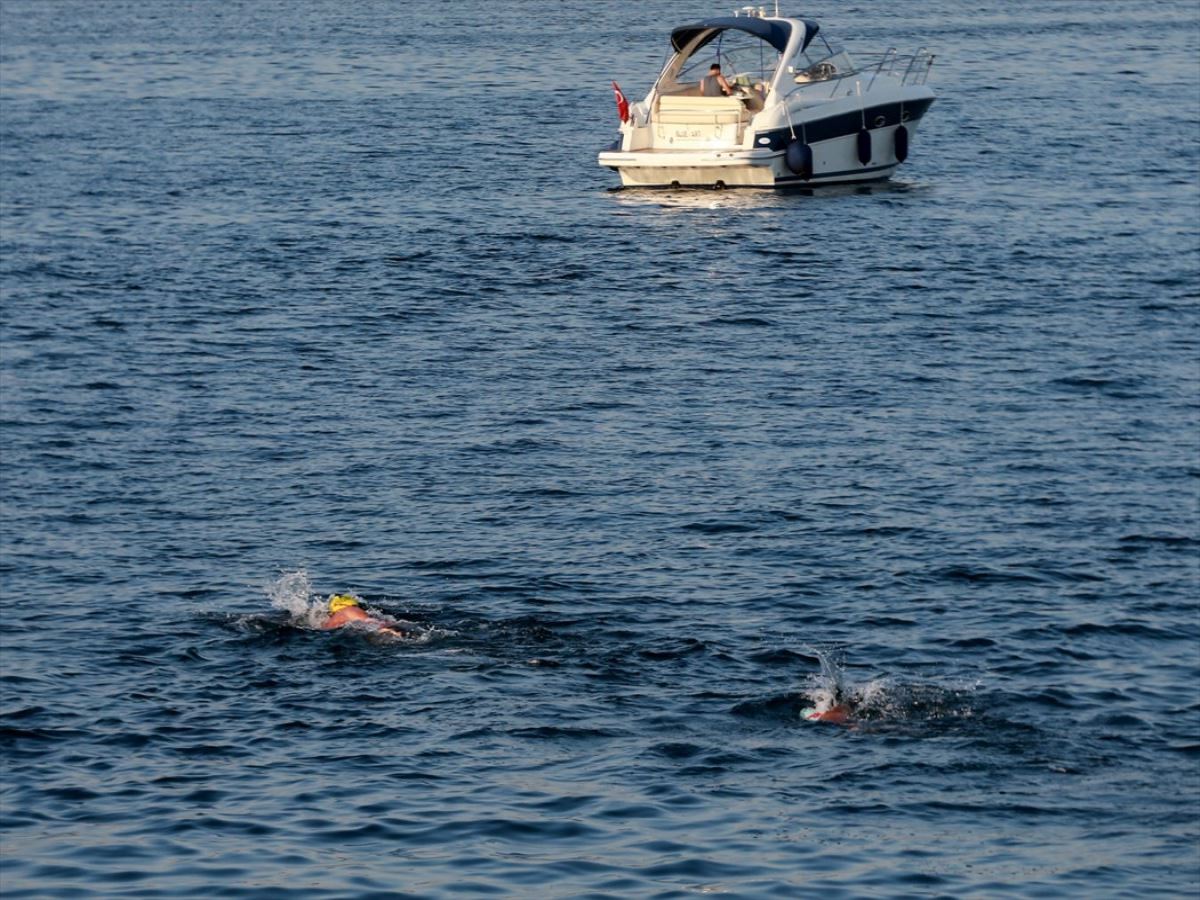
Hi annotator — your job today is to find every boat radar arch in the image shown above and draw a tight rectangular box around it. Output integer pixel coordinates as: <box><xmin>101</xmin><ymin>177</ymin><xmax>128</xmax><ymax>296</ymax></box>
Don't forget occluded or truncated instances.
<box><xmin>734</xmin><ymin>3</ymin><xmax>782</xmax><ymax>17</ymax></box>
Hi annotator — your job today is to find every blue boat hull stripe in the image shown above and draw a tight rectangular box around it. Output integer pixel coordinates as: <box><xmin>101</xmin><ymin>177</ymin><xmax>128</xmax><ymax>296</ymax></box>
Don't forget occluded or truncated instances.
<box><xmin>757</xmin><ymin>97</ymin><xmax>934</xmax><ymax>150</ymax></box>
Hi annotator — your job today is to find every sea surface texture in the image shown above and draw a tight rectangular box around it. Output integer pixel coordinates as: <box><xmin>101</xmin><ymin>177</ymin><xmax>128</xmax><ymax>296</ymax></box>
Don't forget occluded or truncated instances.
<box><xmin>1</xmin><ymin>1</ymin><xmax>1198</xmax><ymax>897</ymax></box>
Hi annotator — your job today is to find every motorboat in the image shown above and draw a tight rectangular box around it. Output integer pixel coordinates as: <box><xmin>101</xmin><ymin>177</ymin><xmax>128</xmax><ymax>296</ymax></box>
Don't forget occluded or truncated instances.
<box><xmin>598</xmin><ymin>7</ymin><xmax>935</xmax><ymax>188</ymax></box>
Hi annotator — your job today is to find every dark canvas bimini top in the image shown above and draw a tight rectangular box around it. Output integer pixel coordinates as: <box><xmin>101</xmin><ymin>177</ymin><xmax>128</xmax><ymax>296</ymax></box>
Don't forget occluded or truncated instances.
<box><xmin>669</xmin><ymin>17</ymin><xmax>819</xmax><ymax>55</ymax></box>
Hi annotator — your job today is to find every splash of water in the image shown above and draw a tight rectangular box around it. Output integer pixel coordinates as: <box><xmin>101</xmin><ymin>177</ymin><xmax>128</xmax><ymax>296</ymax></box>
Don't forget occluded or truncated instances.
<box><xmin>800</xmin><ymin>644</ymin><xmax>980</xmax><ymax>724</ymax></box>
<box><xmin>267</xmin><ymin>569</ymin><xmax>332</xmax><ymax>629</ymax></box>
<box><xmin>263</xmin><ymin>570</ymin><xmax>431</xmax><ymax>640</ymax></box>
<box><xmin>853</xmin><ymin>677</ymin><xmax>895</xmax><ymax>714</ymax></box>
<box><xmin>803</xmin><ymin>645</ymin><xmax>900</xmax><ymax>717</ymax></box>
<box><xmin>803</xmin><ymin>644</ymin><xmax>848</xmax><ymax>714</ymax></box>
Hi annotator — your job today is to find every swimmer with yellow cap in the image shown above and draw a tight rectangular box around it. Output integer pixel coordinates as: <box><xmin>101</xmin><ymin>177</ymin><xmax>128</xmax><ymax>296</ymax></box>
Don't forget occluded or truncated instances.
<box><xmin>322</xmin><ymin>594</ymin><xmax>408</xmax><ymax>638</ymax></box>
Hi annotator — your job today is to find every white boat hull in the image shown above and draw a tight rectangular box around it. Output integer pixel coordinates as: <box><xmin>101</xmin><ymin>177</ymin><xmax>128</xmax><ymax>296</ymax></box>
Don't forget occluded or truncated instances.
<box><xmin>600</xmin><ymin>121</ymin><xmax>920</xmax><ymax>188</ymax></box>
<box><xmin>599</xmin><ymin>94</ymin><xmax>932</xmax><ymax>189</ymax></box>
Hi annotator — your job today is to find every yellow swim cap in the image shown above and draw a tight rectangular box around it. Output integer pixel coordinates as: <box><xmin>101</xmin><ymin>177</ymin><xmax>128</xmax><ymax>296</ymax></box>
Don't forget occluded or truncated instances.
<box><xmin>328</xmin><ymin>594</ymin><xmax>360</xmax><ymax>613</ymax></box>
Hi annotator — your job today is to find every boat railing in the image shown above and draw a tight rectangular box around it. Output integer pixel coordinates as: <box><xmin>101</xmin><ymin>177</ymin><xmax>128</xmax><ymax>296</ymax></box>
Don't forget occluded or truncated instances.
<box><xmin>903</xmin><ymin>48</ymin><xmax>936</xmax><ymax>85</ymax></box>
<box><xmin>781</xmin><ymin>48</ymin><xmax>933</xmax><ymax>106</ymax></box>
<box><xmin>864</xmin><ymin>49</ymin><xmax>896</xmax><ymax>91</ymax></box>
<box><xmin>859</xmin><ymin>48</ymin><xmax>936</xmax><ymax>87</ymax></box>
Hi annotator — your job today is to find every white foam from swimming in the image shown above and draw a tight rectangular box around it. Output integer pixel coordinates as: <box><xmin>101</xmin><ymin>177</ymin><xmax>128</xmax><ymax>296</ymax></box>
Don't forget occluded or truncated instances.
<box><xmin>802</xmin><ymin>645</ymin><xmax>847</xmax><ymax>713</ymax></box>
<box><xmin>267</xmin><ymin>569</ymin><xmax>331</xmax><ymax>629</ymax></box>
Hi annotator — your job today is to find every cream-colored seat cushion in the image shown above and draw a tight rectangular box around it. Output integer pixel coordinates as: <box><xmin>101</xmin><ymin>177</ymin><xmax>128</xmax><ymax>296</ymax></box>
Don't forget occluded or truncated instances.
<box><xmin>656</xmin><ymin>95</ymin><xmax>744</xmax><ymax>125</ymax></box>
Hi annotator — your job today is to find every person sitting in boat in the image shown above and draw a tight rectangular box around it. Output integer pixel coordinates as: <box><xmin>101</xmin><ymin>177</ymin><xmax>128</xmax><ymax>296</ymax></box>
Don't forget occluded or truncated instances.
<box><xmin>700</xmin><ymin>63</ymin><xmax>733</xmax><ymax>97</ymax></box>
<box><xmin>322</xmin><ymin>594</ymin><xmax>408</xmax><ymax>638</ymax></box>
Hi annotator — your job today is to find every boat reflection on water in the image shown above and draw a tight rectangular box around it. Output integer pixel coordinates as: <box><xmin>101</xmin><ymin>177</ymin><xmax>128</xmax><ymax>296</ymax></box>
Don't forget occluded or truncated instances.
<box><xmin>609</xmin><ymin>178</ymin><xmax>926</xmax><ymax>210</ymax></box>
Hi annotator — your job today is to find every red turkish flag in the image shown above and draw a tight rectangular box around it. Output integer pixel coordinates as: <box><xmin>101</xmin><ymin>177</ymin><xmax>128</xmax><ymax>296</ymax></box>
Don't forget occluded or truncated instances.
<box><xmin>611</xmin><ymin>81</ymin><xmax>630</xmax><ymax>123</ymax></box>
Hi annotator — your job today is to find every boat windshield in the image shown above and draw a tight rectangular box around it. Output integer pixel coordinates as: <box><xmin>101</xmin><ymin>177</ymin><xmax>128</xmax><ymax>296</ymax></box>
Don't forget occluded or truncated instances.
<box><xmin>656</xmin><ymin>28</ymin><xmax>784</xmax><ymax>96</ymax></box>
<box><xmin>789</xmin><ymin>34</ymin><xmax>857</xmax><ymax>82</ymax></box>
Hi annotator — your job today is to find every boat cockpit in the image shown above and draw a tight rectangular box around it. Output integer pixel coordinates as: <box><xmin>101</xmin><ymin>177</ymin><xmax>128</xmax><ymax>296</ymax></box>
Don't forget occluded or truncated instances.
<box><xmin>654</xmin><ymin>19</ymin><xmax>788</xmax><ymax>105</ymax></box>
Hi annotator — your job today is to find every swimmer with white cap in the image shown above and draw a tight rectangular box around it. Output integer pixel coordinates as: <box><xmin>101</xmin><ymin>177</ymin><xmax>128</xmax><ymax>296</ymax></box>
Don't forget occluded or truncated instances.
<box><xmin>803</xmin><ymin>703</ymin><xmax>851</xmax><ymax>724</ymax></box>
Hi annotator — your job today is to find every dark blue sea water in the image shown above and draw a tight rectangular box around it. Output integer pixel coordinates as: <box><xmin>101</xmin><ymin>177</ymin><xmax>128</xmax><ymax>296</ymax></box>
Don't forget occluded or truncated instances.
<box><xmin>2</xmin><ymin>1</ymin><xmax>1198</xmax><ymax>896</ymax></box>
